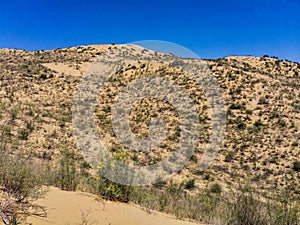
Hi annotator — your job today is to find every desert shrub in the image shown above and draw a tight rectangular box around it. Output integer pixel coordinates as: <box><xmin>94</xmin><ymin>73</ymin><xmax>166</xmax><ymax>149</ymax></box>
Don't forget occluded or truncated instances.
<box><xmin>224</xmin><ymin>151</ymin><xmax>234</xmax><ymax>162</ymax></box>
<box><xmin>17</xmin><ymin>128</ymin><xmax>30</xmax><ymax>140</ymax></box>
<box><xmin>254</xmin><ymin>119</ymin><xmax>264</xmax><ymax>128</ymax></box>
<box><xmin>222</xmin><ymin>185</ymin><xmax>300</xmax><ymax>225</ymax></box>
<box><xmin>229</xmin><ymin>103</ymin><xmax>243</xmax><ymax>110</ymax></box>
<box><xmin>39</xmin><ymin>74</ymin><xmax>47</xmax><ymax>80</ymax></box>
<box><xmin>25</xmin><ymin>119</ymin><xmax>34</xmax><ymax>131</ymax></box>
<box><xmin>97</xmin><ymin>179</ymin><xmax>131</xmax><ymax>202</ymax></box>
<box><xmin>128</xmin><ymin>185</ymin><xmax>221</xmax><ymax>223</ymax></box>
<box><xmin>0</xmin><ymin>142</ymin><xmax>44</xmax><ymax>224</ymax></box>
<box><xmin>223</xmin><ymin>186</ymin><xmax>269</xmax><ymax>225</ymax></box>
<box><xmin>246</xmin><ymin>109</ymin><xmax>253</xmax><ymax>115</ymax></box>
<box><xmin>56</xmin><ymin>148</ymin><xmax>78</xmax><ymax>191</ymax></box>
<box><xmin>237</xmin><ymin>122</ymin><xmax>246</xmax><ymax>130</ymax></box>
<box><xmin>292</xmin><ymin>161</ymin><xmax>300</xmax><ymax>172</ymax></box>
<box><xmin>210</xmin><ymin>183</ymin><xmax>222</xmax><ymax>194</ymax></box>
<box><xmin>9</xmin><ymin>107</ymin><xmax>19</xmax><ymax>120</ymax></box>
<box><xmin>278</xmin><ymin>119</ymin><xmax>287</xmax><ymax>127</ymax></box>
<box><xmin>184</xmin><ymin>179</ymin><xmax>196</xmax><ymax>190</ymax></box>
<box><xmin>104</xmin><ymin>181</ymin><xmax>299</xmax><ymax>225</ymax></box>
<box><xmin>270</xmin><ymin>189</ymin><xmax>300</xmax><ymax>225</ymax></box>
<box><xmin>96</xmin><ymin>154</ymin><xmax>133</xmax><ymax>202</ymax></box>
<box><xmin>153</xmin><ymin>180</ymin><xmax>167</xmax><ymax>188</ymax></box>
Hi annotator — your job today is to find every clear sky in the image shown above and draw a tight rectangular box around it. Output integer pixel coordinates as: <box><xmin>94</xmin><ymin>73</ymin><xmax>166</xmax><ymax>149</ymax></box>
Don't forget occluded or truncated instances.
<box><xmin>0</xmin><ymin>0</ymin><xmax>299</xmax><ymax>62</ymax></box>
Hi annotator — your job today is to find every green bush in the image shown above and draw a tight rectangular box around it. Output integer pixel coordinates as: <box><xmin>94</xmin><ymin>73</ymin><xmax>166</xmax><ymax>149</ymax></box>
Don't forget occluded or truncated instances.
<box><xmin>56</xmin><ymin>148</ymin><xmax>78</xmax><ymax>191</ymax></box>
<box><xmin>292</xmin><ymin>161</ymin><xmax>300</xmax><ymax>172</ymax></box>
<box><xmin>97</xmin><ymin>177</ymin><xmax>131</xmax><ymax>202</ymax></box>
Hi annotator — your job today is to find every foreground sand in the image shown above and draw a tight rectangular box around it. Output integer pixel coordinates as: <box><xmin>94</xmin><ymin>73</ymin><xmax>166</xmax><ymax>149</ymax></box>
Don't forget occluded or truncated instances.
<box><xmin>27</xmin><ymin>187</ymin><xmax>201</xmax><ymax>225</ymax></box>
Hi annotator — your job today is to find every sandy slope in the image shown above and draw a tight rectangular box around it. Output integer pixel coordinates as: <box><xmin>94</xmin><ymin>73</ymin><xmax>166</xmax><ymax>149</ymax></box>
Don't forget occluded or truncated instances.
<box><xmin>27</xmin><ymin>187</ymin><xmax>201</xmax><ymax>225</ymax></box>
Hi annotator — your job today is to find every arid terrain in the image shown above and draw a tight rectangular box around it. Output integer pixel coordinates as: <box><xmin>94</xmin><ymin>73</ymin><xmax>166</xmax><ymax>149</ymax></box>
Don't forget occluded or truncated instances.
<box><xmin>0</xmin><ymin>44</ymin><xmax>299</xmax><ymax>224</ymax></box>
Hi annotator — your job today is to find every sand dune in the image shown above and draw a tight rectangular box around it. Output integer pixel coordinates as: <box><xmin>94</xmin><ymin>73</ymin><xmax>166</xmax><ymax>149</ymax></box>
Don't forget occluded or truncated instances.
<box><xmin>27</xmin><ymin>187</ymin><xmax>201</xmax><ymax>225</ymax></box>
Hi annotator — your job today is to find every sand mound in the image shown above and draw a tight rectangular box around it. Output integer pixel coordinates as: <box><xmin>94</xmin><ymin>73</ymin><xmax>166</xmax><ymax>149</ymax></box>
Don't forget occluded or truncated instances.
<box><xmin>27</xmin><ymin>187</ymin><xmax>201</xmax><ymax>225</ymax></box>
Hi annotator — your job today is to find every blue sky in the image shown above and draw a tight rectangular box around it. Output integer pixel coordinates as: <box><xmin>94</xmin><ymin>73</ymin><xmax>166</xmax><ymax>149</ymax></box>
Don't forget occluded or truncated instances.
<box><xmin>0</xmin><ymin>0</ymin><xmax>299</xmax><ymax>62</ymax></box>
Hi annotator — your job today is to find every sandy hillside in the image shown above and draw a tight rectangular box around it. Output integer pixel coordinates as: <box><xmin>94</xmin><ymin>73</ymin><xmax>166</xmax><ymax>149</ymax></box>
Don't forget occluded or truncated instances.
<box><xmin>27</xmin><ymin>187</ymin><xmax>201</xmax><ymax>225</ymax></box>
<box><xmin>0</xmin><ymin>45</ymin><xmax>299</xmax><ymax>224</ymax></box>
<box><xmin>0</xmin><ymin>44</ymin><xmax>299</xmax><ymax>192</ymax></box>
